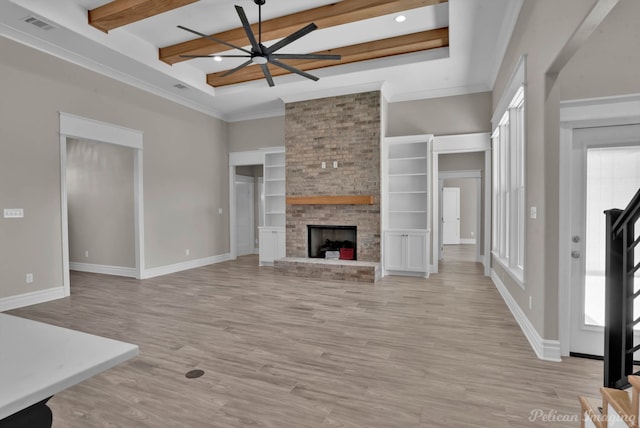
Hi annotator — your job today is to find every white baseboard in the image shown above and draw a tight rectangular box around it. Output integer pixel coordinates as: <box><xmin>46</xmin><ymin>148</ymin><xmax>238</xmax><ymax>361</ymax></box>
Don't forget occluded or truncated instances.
<box><xmin>0</xmin><ymin>287</ymin><xmax>66</xmax><ymax>312</ymax></box>
<box><xmin>460</xmin><ymin>239</ymin><xmax>477</xmax><ymax>244</ymax></box>
<box><xmin>491</xmin><ymin>269</ymin><xmax>562</xmax><ymax>362</ymax></box>
<box><xmin>142</xmin><ymin>253</ymin><xmax>232</xmax><ymax>279</ymax></box>
<box><xmin>69</xmin><ymin>262</ymin><xmax>137</xmax><ymax>278</ymax></box>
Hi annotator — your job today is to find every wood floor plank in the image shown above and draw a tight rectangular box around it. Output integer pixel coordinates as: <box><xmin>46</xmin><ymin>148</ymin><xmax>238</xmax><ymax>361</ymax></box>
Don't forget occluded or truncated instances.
<box><xmin>7</xmin><ymin>246</ymin><xmax>602</xmax><ymax>427</ymax></box>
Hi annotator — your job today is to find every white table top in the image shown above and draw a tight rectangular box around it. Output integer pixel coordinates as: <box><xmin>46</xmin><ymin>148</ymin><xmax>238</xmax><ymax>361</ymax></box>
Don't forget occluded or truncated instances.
<box><xmin>0</xmin><ymin>313</ymin><xmax>138</xmax><ymax>419</ymax></box>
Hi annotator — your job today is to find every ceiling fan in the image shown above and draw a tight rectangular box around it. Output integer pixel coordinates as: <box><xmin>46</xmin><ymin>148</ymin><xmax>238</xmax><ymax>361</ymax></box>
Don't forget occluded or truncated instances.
<box><xmin>177</xmin><ymin>0</ymin><xmax>342</xmax><ymax>87</ymax></box>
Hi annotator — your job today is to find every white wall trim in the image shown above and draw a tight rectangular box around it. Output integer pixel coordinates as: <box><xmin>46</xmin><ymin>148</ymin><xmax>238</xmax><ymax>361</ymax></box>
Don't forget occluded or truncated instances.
<box><xmin>229</xmin><ymin>147</ymin><xmax>284</xmax><ymax>260</ymax></box>
<box><xmin>433</xmin><ymin>132</ymin><xmax>491</xmax><ymax>153</ymax></box>
<box><xmin>142</xmin><ymin>253</ymin><xmax>232</xmax><ymax>279</ymax></box>
<box><xmin>558</xmin><ymin>93</ymin><xmax>640</xmax><ymax>356</ymax></box>
<box><xmin>492</xmin><ymin>269</ymin><xmax>562</xmax><ymax>362</ymax></box>
<box><xmin>432</xmin><ymin>133</ymin><xmax>491</xmax><ymax>275</ymax></box>
<box><xmin>69</xmin><ymin>262</ymin><xmax>137</xmax><ymax>278</ymax></box>
<box><xmin>59</xmin><ymin>113</ymin><xmax>143</xmax><ymax>149</ymax></box>
<box><xmin>0</xmin><ymin>287</ymin><xmax>66</xmax><ymax>313</ymax></box>
<box><xmin>491</xmin><ymin>55</ymin><xmax>526</xmax><ymax>129</ymax></box>
<box><xmin>59</xmin><ymin>113</ymin><xmax>145</xmax><ymax>295</ymax></box>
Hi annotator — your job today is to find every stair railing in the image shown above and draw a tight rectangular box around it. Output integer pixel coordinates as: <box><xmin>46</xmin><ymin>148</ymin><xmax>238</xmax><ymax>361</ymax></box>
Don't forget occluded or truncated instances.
<box><xmin>604</xmin><ymin>187</ymin><xmax>640</xmax><ymax>389</ymax></box>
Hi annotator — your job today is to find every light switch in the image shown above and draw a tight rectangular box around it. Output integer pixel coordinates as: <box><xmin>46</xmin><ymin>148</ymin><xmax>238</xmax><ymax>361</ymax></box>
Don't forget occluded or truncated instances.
<box><xmin>321</xmin><ymin>162</ymin><xmax>326</xmax><ymax>169</ymax></box>
<box><xmin>4</xmin><ymin>208</ymin><xmax>24</xmax><ymax>218</ymax></box>
<box><xmin>333</xmin><ymin>161</ymin><xmax>338</xmax><ymax>168</ymax></box>
<box><xmin>218</xmin><ymin>208</ymin><xmax>223</xmax><ymax>215</ymax></box>
<box><xmin>530</xmin><ymin>206</ymin><xmax>537</xmax><ymax>219</ymax></box>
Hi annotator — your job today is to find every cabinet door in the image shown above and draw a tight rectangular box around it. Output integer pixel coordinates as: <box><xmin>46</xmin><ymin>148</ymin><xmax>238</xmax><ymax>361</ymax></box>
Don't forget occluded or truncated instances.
<box><xmin>405</xmin><ymin>233</ymin><xmax>427</xmax><ymax>272</ymax></box>
<box><xmin>275</xmin><ymin>230</ymin><xmax>286</xmax><ymax>260</ymax></box>
<box><xmin>384</xmin><ymin>232</ymin><xmax>405</xmax><ymax>271</ymax></box>
<box><xmin>259</xmin><ymin>229</ymin><xmax>276</xmax><ymax>263</ymax></box>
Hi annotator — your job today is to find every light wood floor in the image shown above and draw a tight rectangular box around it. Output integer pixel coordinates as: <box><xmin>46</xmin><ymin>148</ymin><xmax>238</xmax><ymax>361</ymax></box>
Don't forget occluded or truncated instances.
<box><xmin>9</xmin><ymin>250</ymin><xmax>602</xmax><ymax>427</ymax></box>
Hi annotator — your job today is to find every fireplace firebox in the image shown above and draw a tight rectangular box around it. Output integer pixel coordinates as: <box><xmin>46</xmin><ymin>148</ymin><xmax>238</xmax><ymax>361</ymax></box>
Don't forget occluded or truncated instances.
<box><xmin>307</xmin><ymin>225</ymin><xmax>357</xmax><ymax>260</ymax></box>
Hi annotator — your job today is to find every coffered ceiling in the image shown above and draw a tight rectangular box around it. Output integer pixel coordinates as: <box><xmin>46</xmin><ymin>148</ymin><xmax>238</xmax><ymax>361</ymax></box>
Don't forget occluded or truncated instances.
<box><xmin>0</xmin><ymin>0</ymin><xmax>522</xmax><ymax>121</ymax></box>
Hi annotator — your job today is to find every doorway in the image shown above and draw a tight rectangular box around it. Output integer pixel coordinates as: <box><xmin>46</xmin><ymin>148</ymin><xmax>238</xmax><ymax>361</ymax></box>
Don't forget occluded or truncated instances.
<box><xmin>59</xmin><ymin>113</ymin><xmax>144</xmax><ymax>295</ymax></box>
<box><xmin>568</xmin><ymin>125</ymin><xmax>640</xmax><ymax>357</ymax></box>
<box><xmin>559</xmin><ymin>94</ymin><xmax>640</xmax><ymax>357</ymax></box>
<box><xmin>233</xmin><ymin>164</ymin><xmax>264</xmax><ymax>258</ymax></box>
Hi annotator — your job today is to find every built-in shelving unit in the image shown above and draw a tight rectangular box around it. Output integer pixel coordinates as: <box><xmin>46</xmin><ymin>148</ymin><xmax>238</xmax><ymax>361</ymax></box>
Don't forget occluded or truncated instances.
<box><xmin>382</xmin><ymin>135</ymin><xmax>433</xmax><ymax>277</ymax></box>
<box><xmin>263</xmin><ymin>151</ymin><xmax>285</xmax><ymax>228</ymax></box>
<box><xmin>386</xmin><ymin>140</ymin><xmax>429</xmax><ymax>230</ymax></box>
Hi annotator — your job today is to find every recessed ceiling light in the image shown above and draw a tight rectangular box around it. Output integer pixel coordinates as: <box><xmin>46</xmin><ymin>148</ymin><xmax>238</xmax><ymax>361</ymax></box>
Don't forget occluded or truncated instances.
<box><xmin>395</xmin><ymin>15</ymin><xmax>406</xmax><ymax>23</ymax></box>
<box><xmin>213</xmin><ymin>56</ymin><xmax>222</xmax><ymax>62</ymax></box>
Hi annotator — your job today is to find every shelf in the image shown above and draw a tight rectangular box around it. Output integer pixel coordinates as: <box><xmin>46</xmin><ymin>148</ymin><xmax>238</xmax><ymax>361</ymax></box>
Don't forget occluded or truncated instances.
<box><xmin>389</xmin><ymin>191</ymin><xmax>427</xmax><ymax>195</ymax></box>
<box><xmin>286</xmin><ymin>195</ymin><xmax>375</xmax><ymax>205</ymax></box>
<box><xmin>388</xmin><ymin>173</ymin><xmax>427</xmax><ymax>177</ymax></box>
<box><xmin>388</xmin><ymin>156</ymin><xmax>427</xmax><ymax>161</ymax></box>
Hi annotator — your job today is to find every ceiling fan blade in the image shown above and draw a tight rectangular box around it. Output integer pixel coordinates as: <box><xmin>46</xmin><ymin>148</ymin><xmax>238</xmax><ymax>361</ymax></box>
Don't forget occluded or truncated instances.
<box><xmin>270</xmin><ymin>53</ymin><xmax>341</xmax><ymax>61</ymax></box>
<box><xmin>177</xmin><ymin>25</ymin><xmax>252</xmax><ymax>55</ymax></box>
<box><xmin>179</xmin><ymin>54</ymin><xmax>251</xmax><ymax>59</ymax></box>
<box><xmin>269</xmin><ymin>59</ymin><xmax>319</xmax><ymax>82</ymax></box>
<box><xmin>234</xmin><ymin>5</ymin><xmax>261</xmax><ymax>53</ymax></box>
<box><xmin>221</xmin><ymin>59</ymin><xmax>254</xmax><ymax>77</ymax></box>
<box><xmin>267</xmin><ymin>23</ymin><xmax>317</xmax><ymax>54</ymax></box>
<box><xmin>260</xmin><ymin>64</ymin><xmax>275</xmax><ymax>87</ymax></box>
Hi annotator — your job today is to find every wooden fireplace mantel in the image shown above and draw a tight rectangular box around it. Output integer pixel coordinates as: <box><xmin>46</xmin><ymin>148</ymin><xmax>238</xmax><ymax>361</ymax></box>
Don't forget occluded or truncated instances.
<box><xmin>286</xmin><ymin>195</ymin><xmax>375</xmax><ymax>205</ymax></box>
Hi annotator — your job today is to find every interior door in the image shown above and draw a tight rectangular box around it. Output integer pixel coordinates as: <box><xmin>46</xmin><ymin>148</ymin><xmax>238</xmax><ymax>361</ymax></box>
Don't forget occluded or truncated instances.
<box><xmin>570</xmin><ymin>124</ymin><xmax>640</xmax><ymax>357</ymax></box>
<box><xmin>235</xmin><ymin>176</ymin><xmax>254</xmax><ymax>256</ymax></box>
<box><xmin>442</xmin><ymin>187</ymin><xmax>460</xmax><ymax>245</ymax></box>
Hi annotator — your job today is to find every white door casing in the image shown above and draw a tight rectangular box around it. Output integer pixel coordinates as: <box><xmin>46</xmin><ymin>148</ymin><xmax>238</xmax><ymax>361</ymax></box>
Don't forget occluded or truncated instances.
<box><xmin>569</xmin><ymin>125</ymin><xmax>640</xmax><ymax>357</ymax></box>
<box><xmin>235</xmin><ymin>175</ymin><xmax>255</xmax><ymax>257</ymax></box>
<box><xmin>559</xmin><ymin>93</ymin><xmax>640</xmax><ymax>357</ymax></box>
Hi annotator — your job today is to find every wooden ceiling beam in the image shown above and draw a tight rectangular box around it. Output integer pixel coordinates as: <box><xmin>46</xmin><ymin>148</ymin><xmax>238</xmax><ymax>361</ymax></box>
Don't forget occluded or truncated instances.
<box><xmin>89</xmin><ymin>0</ymin><xmax>200</xmax><ymax>33</ymax></box>
<box><xmin>160</xmin><ymin>0</ymin><xmax>448</xmax><ymax>65</ymax></box>
<box><xmin>206</xmin><ymin>28</ymin><xmax>448</xmax><ymax>87</ymax></box>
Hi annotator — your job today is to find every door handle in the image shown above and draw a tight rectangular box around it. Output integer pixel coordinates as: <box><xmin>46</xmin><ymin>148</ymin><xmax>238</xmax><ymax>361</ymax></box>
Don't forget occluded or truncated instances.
<box><xmin>571</xmin><ymin>250</ymin><xmax>581</xmax><ymax>259</ymax></box>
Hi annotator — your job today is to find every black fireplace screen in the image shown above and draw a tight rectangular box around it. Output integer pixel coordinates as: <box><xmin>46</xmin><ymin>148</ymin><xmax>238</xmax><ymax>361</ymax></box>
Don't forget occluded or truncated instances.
<box><xmin>307</xmin><ymin>225</ymin><xmax>357</xmax><ymax>260</ymax></box>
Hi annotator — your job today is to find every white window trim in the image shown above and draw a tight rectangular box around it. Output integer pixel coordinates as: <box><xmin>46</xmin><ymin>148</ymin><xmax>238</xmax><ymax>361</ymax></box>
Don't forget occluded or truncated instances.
<box><xmin>491</xmin><ymin>55</ymin><xmax>527</xmax><ymax>288</ymax></box>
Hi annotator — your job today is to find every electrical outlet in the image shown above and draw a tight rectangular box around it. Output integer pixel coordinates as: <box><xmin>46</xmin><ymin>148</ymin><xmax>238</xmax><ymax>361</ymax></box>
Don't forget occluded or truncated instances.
<box><xmin>4</xmin><ymin>208</ymin><xmax>24</xmax><ymax>218</ymax></box>
<box><xmin>321</xmin><ymin>162</ymin><xmax>326</xmax><ymax>169</ymax></box>
<box><xmin>85</xmin><ymin>250</ymin><xmax>89</xmax><ymax>258</ymax></box>
<box><xmin>333</xmin><ymin>161</ymin><xmax>338</xmax><ymax>168</ymax></box>
<box><xmin>218</xmin><ymin>208</ymin><xmax>223</xmax><ymax>215</ymax></box>
<box><xmin>26</xmin><ymin>273</ymin><xmax>33</xmax><ymax>284</ymax></box>
<box><xmin>185</xmin><ymin>249</ymin><xmax>190</xmax><ymax>256</ymax></box>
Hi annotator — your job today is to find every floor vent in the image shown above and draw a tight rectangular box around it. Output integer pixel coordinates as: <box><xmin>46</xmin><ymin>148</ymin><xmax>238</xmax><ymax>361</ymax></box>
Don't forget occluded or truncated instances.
<box><xmin>24</xmin><ymin>16</ymin><xmax>55</xmax><ymax>31</ymax></box>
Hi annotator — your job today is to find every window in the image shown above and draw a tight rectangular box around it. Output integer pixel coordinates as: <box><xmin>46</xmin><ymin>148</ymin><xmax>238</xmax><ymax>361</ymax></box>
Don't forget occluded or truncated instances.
<box><xmin>492</xmin><ymin>56</ymin><xmax>526</xmax><ymax>285</ymax></box>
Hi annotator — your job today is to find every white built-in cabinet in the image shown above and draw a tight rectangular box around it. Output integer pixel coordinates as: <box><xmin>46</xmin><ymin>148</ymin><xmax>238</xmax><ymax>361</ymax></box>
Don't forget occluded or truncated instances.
<box><xmin>259</xmin><ymin>149</ymin><xmax>286</xmax><ymax>265</ymax></box>
<box><xmin>259</xmin><ymin>227</ymin><xmax>285</xmax><ymax>266</ymax></box>
<box><xmin>382</xmin><ymin>135</ymin><xmax>432</xmax><ymax>277</ymax></box>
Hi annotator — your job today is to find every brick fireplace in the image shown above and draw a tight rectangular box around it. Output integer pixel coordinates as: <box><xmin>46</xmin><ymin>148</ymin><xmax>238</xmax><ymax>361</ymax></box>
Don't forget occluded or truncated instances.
<box><xmin>275</xmin><ymin>90</ymin><xmax>381</xmax><ymax>282</ymax></box>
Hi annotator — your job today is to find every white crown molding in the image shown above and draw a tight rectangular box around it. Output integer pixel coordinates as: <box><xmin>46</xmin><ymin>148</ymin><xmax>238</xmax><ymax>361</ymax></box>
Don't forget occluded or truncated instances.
<box><xmin>389</xmin><ymin>83</ymin><xmax>491</xmax><ymax>104</ymax></box>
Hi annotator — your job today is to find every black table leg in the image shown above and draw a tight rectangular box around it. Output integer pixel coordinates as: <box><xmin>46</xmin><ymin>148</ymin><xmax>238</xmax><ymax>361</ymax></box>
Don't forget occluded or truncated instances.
<box><xmin>0</xmin><ymin>397</ymin><xmax>52</xmax><ymax>428</ymax></box>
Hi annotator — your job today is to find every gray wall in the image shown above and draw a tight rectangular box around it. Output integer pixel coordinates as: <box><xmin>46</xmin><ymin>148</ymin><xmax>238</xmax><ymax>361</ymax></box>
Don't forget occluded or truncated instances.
<box><xmin>443</xmin><ymin>178</ymin><xmax>478</xmax><ymax>241</ymax></box>
<box><xmin>439</xmin><ymin>152</ymin><xmax>485</xmax><ymax>251</ymax></box>
<box><xmin>387</xmin><ymin>92</ymin><xmax>492</xmax><ymax>136</ymax></box>
<box><xmin>490</xmin><ymin>0</ymin><xmax>640</xmax><ymax>340</ymax></box>
<box><xmin>67</xmin><ymin>139</ymin><xmax>135</xmax><ymax>268</ymax></box>
<box><xmin>0</xmin><ymin>36</ymin><xmax>229</xmax><ymax>302</ymax></box>
<box><xmin>229</xmin><ymin>116</ymin><xmax>285</xmax><ymax>152</ymax></box>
